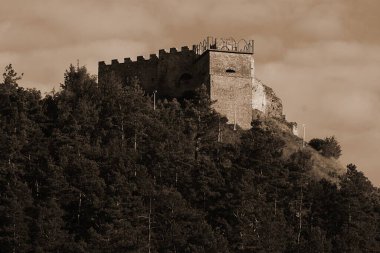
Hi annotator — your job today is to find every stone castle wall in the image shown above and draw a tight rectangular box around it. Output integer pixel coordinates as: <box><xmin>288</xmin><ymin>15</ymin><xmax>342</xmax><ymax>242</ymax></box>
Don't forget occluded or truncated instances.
<box><xmin>98</xmin><ymin>47</ymin><xmax>200</xmax><ymax>98</ymax></box>
<box><xmin>98</xmin><ymin>38</ymin><xmax>283</xmax><ymax>130</ymax></box>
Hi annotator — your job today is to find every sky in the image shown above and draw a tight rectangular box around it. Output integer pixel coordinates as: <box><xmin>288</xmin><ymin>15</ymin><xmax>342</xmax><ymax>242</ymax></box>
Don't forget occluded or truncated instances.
<box><xmin>1</xmin><ymin>0</ymin><xmax>379</xmax><ymax>185</ymax></box>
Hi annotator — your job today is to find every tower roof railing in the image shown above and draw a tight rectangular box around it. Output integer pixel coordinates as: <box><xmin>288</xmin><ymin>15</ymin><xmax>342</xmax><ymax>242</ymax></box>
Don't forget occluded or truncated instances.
<box><xmin>193</xmin><ymin>37</ymin><xmax>254</xmax><ymax>55</ymax></box>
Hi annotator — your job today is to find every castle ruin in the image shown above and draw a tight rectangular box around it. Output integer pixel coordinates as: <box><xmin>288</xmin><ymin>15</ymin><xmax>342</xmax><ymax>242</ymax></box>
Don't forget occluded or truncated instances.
<box><xmin>98</xmin><ymin>37</ymin><xmax>284</xmax><ymax>129</ymax></box>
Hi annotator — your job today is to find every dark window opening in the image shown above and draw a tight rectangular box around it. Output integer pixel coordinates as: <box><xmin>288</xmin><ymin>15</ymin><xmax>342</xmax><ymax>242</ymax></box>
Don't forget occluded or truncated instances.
<box><xmin>226</xmin><ymin>68</ymin><xmax>236</xmax><ymax>73</ymax></box>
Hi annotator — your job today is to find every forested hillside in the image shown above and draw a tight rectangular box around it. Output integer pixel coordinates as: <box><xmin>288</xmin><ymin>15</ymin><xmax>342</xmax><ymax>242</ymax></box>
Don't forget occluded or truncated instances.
<box><xmin>0</xmin><ymin>64</ymin><xmax>379</xmax><ymax>253</ymax></box>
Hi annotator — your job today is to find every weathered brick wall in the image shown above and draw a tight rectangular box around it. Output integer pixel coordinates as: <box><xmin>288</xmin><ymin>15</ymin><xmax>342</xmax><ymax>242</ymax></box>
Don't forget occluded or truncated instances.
<box><xmin>207</xmin><ymin>51</ymin><xmax>253</xmax><ymax>129</ymax></box>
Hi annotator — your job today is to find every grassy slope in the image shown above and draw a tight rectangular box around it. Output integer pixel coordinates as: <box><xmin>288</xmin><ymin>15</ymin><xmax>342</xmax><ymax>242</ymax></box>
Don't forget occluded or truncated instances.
<box><xmin>222</xmin><ymin>116</ymin><xmax>345</xmax><ymax>183</ymax></box>
<box><xmin>264</xmin><ymin>117</ymin><xmax>346</xmax><ymax>183</ymax></box>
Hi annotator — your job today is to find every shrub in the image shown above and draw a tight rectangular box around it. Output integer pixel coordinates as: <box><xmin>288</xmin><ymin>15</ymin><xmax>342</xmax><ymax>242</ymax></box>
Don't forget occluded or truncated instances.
<box><xmin>309</xmin><ymin>136</ymin><xmax>342</xmax><ymax>159</ymax></box>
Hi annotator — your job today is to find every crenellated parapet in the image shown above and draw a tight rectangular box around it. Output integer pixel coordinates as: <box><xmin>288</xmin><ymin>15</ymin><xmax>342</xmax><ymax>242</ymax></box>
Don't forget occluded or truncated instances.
<box><xmin>98</xmin><ymin>37</ymin><xmax>254</xmax><ymax>69</ymax></box>
<box><xmin>99</xmin><ymin>46</ymin><xmax>195</xmax><ymax>68</ymax></box>
<box><xmin>98</xmin><ymin>44</ymin><xmax>200</xmax><ymax>97</ymax></box>
<box><xmin>98</xmin><ymin>36</ymin><xmax>254</xmax><ymax>72</ymax></box>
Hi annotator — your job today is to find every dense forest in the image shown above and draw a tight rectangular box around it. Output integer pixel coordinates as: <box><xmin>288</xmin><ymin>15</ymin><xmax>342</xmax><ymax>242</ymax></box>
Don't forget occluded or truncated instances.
<box><xmin>0</xmin><ymin>64</ymin><xmax>379</xmax><ymax>253</ymax></box>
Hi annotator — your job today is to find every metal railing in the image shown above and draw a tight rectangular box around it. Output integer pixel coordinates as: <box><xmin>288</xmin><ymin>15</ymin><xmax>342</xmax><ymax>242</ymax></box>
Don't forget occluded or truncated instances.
<box><xmin>194</xmin><ymin>37</ymin><xmax>254</xmax><ymax>55</ymax></box>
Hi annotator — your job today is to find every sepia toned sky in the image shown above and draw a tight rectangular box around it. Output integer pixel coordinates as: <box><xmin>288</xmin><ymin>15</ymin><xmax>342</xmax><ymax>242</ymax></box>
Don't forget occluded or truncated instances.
<box><xmin>1</xmin><ymin>0</ymin><xmax>379</xmax><ymax>185</ymax></box>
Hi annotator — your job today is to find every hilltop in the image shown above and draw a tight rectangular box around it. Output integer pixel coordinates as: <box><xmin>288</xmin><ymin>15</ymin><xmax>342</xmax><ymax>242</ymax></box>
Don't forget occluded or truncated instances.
<box><xmin>0</xmin><ymin>64</ymin><xmax>379</xmax><ymax>252</ymax></box>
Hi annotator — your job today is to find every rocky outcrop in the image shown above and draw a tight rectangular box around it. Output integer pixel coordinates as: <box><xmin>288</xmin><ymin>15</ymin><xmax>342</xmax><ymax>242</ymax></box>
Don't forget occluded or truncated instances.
<box><xmin>252</xmin><ymin>78</ymin><xmax>283</xmax><ymax>119</ymax></box>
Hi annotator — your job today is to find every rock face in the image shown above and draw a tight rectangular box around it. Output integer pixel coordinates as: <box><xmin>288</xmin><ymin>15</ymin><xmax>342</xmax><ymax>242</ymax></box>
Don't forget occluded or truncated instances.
<box><xmin>252</xmin><ymin>78</ymin><xmax>283</xmax><ymax>119</ymax></box>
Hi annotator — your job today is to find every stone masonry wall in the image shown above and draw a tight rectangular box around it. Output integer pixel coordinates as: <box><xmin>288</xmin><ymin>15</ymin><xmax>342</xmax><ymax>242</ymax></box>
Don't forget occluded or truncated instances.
<box><xmin>98</xmin><ymin>42</ymin><xmax>285</xmax><ymax>131</ymax></box>
<box><xmin>98</xmin><ymin>47</ymin><xmax>199</xmax><ymax>98</ymax></box>
<box><xmin>208</xmin><ymin>51</ymin><xmax>253</xmax><ymax>129</ymax></box>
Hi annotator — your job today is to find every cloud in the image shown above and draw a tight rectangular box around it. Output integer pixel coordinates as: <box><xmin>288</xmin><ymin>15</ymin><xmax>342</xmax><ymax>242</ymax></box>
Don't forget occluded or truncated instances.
<box><xmin>258</xmin><ymin>41</ymin><xmax>380</xmax><ymax>184</ymax></box>
<box><xmin>0</xmin><ymin>39</ymin><xmax>150</xmax><ymax>92</ymax></box>
<box><xmin>293</xmin><ymin>1</ymin><xmax>344</xmax><ymax>40</ymax></box>
<box><xmin>340</xmin><ymin>0</ymin><xmax>380</xmax><ymax>43</ymax></box>
<box><xmin>0</xmin><ymin>0</ymin><xmax>379</xmax><ymax>185</ymax></box>
<box><xmin>0</xmin><ymin>0</ymin><xmax>162</xmax><ymax>53</ymax></box>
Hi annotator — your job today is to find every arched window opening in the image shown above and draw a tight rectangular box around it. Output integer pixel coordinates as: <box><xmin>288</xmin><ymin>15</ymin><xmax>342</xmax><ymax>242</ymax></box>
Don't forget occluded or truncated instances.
<box><xmin>226</xmin><ymin>68</ymin><xmax>236</xmax><ymax>73</ymax></box>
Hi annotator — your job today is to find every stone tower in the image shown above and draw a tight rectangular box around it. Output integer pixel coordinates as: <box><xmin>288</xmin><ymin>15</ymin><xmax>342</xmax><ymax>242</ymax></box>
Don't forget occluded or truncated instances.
<box><xmin>98</xmin><ymin>37</ymin><xmax>263</xmax><ymax>130</ymax></box>
<box><xmin>194</xmin><ymin>38</ymin><xmax>254</xmax><ymax>129</ymax></box>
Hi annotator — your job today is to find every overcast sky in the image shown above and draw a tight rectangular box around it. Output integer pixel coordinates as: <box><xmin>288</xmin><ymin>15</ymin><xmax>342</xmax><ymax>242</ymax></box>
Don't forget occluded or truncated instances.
<box><xmin>1</xmin><ymin>0</ymin><xmax>379</xmax><ymax>185</ymax></box>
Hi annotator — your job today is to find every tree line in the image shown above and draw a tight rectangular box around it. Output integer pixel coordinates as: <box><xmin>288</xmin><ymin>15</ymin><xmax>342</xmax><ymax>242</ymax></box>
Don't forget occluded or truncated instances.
<box><xmin>0</xmin><ymin>64</ymin><xmax>379</xmax><ymax>252</ymax></box>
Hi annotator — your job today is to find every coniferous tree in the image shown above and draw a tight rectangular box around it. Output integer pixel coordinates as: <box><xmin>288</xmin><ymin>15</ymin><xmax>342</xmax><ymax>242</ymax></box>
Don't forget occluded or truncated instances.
<box><xmin>0</xmin><ymin>64</ymin><xmax>379</xmax><ymax>252</ymax></box>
